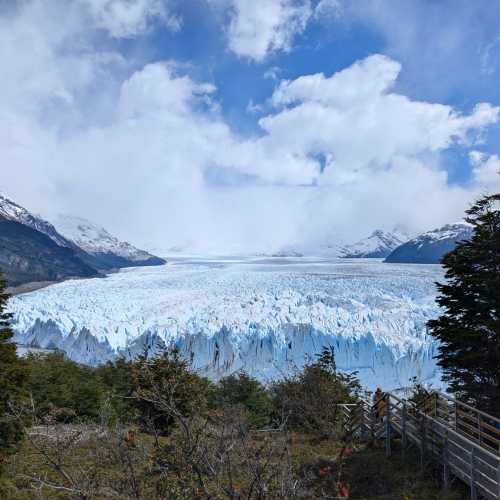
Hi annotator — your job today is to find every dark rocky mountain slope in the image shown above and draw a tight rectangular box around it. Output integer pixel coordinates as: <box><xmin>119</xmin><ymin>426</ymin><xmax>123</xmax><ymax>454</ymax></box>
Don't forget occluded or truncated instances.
<box><xmin>385</xmin><ymin>223</ymin><xmax>473</xmax><ymax>264</ymax></box>
<box><xmin>0</xmin><ymin>216</ymin><xmax>99</xmax><ymax>287</ymax></box>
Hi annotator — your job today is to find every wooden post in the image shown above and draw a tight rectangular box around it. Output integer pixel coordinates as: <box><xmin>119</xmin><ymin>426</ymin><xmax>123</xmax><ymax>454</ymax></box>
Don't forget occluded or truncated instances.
<box><xmin>442</xmin><ymin>431</ymin><xmax>449</xmax><ymax>490</ymax></box>
<box><xmin>420</xmin><ymin>416</ymin><xmax>427</xmax><ymax>472</ymax></box>
<box><xmin>385</xmin><ymin>394</ymin><xmax>391</xmax><ymax>458</ymax></box>
<box><xmin>470</xmin><ymin>447</ymin><xmax>477</xmax><ymax>500</ymax></box>
<box><xmin>478</xmin><ymin>413</ymin><xmax>482</xmax><ymax>446</ymax></box>
<box><xmin>497</xmin><ymin>461</ymin><xmax>500</xmax><ymax>500</ymax></box>
<box><xmin>361</xmin><ymin>402</ymin><xmax>368</xmax><ymax>441</ymax></box>
<box><xmin>401</xmin><ymin>403</ymin><xmax>407</xmax><ymax>461</ymax></box>
<box><xmin>370</xmin><ymin>402</ymin><xmax>375</xmax><ymax>446</ymax></box>
<box><xmin>454</xmin><ymin>401</ymin><xmax>458</xmax><ymax>430</ymax></box>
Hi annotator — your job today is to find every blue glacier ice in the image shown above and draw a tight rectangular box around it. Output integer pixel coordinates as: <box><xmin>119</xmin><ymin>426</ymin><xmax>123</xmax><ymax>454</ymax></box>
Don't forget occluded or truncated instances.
<box><xmin>9</xmin><ymin>257</ymin><xmax>445</xmax><ymax>390</ymax></box>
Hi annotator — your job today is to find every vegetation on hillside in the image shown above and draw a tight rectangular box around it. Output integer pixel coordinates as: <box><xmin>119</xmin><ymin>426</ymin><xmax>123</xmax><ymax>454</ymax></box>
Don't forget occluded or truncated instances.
<box><xmin>0</xmin><ymin>343</ymin><xmax>467</xmax><ymax>498</ymax></box>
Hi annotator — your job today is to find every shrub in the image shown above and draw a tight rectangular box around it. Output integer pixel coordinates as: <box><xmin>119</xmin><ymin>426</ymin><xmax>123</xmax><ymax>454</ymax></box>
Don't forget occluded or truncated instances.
<box><xmin>131</xmin><ymin>347</ymin><xmax>213</xmax><ymax>435</ymax></box>
<box><xmin>95</xmin><ymin>357</ymin><xmax>137</xmax><ymax>423</ymax></box>
<box><xmin>271</xmin><ymin>347</ymin><xmax>361</xmax><ymax>438</ymax></box>
<box><xmin>214</xmin><ymin>372</ymin><xmax>273</xmax><ymax>428</ymax></box>
<box><xmin>24</xmin><ymin>353</ymin><xmax>104</xmax><ymax>422</ymax></box>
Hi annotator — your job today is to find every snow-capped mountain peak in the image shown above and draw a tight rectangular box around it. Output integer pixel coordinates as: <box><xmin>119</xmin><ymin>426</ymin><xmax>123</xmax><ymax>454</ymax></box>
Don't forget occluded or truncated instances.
<box><xmin>385</xmin><ymin>222</ymin><xmax>473</xmax><ymax>264</ymax></box>
<box><xmin>0</xmin><ymin>194</ymin><xmax>72</xmax><ymax>248</ymax></box>
<box><xmin>52</xmin><ymin>214</ymin><xmax>165</xmax><ymax>265</ymax></box>
<box><xmin>415</xmin><ymin>222</ymin><xmax>472</xmax><ymax>248</ymax></box>
<box><xmin>340</xmin><ymin>228</ymin><xmax>409</xmax><ymax>258</ymax></box>
<box><xmin>0</xmin><ymin>193</ymin><xmax>165</xmax><ymax>271</ymax></box>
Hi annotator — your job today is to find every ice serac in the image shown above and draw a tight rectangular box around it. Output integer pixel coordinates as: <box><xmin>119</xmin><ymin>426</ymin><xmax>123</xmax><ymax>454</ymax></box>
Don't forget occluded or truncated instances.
<box><xmin>9</xmin><ymin>259</ymin><xmax>444</xmax><ymax>390</ymax></box>
<box><xmin>52</xmin><ymin>214</ymin><xmax>166</xmax><ymax>269</ymax></box>
<box><xmin>385</xmin><ymin>223</ymin><xmax>473</xmax><ymax>264</ymax></box>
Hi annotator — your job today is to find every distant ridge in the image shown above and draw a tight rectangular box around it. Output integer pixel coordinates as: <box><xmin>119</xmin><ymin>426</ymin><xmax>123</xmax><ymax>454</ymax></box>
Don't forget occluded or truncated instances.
<box><xmin>52</xmin><ymin>214</ymin><xmax>166</xmax><ymax>269</ymax></box>
<box><xmin>340</xmin><ymin>229</ymin><xmax>410</xmax><ymax>258</ymax></box>
<box><xmin>385</xmin><ymin>223</ymin><xmax>473</xmax><ymax>264</ymax></box>
<box><xmin>0</xmin><ymin>193</ymin><xmax>165</xmax><ymax>287</ymax></box>
<box><xmin>0</xmin><ymin>215</ymin><xmax>98</xmax><ymax>287</ymax></box>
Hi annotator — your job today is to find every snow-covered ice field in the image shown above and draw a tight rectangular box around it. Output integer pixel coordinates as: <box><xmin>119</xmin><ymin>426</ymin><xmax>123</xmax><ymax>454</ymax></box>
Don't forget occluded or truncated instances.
<box><xmin>9</xmin><ymin>257</ymin><xmax>445</xmax><ymax>390</ymax></box>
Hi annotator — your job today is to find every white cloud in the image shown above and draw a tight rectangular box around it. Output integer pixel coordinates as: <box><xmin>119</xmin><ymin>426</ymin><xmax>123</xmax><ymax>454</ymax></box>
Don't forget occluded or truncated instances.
<box><xmin>260</xmin><ymin>54</ymin><xmax>499</xmax><ymax>185</ymax></box>
<box><xmin>213</xmin><ymin>0</ymin><xmax>312</xmax><ymax>61</ymax></box>
<box><xmin>263</xmin><ymin>66</ymin><xmax>282</xmax><ymax>80</ymax></box>
<box><xmin>469</xmin><ymin>151</ymin><xmax>500</xmax><ymax>192</ymax></box>
<box><xmin>314</xmin><ymin>0</ymin><xmax>341</xmax><ymax>19</ymax></box>
<box><xmin>82</xmin><ymin>0</ymin><xmax>180</xmax><ymax>37</ymax></box>
<box><xmin>1</xmin><ymin>3</ymin><xmax>499</xmax><ymax>254</ymax></box>
<box><xmin>271</xmin><ymin>54</ymin><xmax>401</xmax><ymax>107</ymax></box>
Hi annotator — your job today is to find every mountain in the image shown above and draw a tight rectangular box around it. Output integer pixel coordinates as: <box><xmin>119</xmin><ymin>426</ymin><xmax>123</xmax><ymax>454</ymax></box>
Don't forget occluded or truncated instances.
<box><xmin>340</xmin><ymin>229</ymin><xmax>410</xmax><ymax>258</ymax></box>
<box><xmin>0</xmin><ymin>194</ymin><xmax>100</xmax><ymax>287</ymax></box>
<box><xmin>0</xmin><ymin>216</ymin><xmax>98</xmax><ymax>287</ymax></box>
<box><xmin>52</xmin><ymin>215</ymin><xmax>166</xmax><ymax>269</ymax></box>
<box><xmin>385</xmin><ymin>223</ymin><xmax>473</xmax><ymax>264</ymax></box>
<box><xmin>0</xmin><ymin>194</ymin><xmax>164</xmax><ymax>270</ymax></box>
<box><xmin>0</xmin><ymin>194</ymin><xmax>73</xmax><ymax>248</ymax></box>
<box><xmin>0</xmin><ymin>194</ymin><xmax>165</xmax><ymax>287</ymax></box>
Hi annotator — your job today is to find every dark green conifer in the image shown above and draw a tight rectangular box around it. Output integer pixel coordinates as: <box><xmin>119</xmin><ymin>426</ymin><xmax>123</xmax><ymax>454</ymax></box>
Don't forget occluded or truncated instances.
<box><xmin>0</xmin><ymin>272</ymin><xmax>26</xmax><ymax>473</ymax></box>
<box><xmin>427</xmin><ymin>193</ymin><xmax>500</xmax><ymax>415</ymax></box>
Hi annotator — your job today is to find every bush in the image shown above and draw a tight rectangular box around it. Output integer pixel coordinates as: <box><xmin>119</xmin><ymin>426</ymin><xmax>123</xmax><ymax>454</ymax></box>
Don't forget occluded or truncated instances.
<box><xmin>131</xmin><ymin>348</ymin><xmax>213</xmax><ymax>435</ymax></box>
<box><xmin>214</xmin><ymin>372</ymin><xmax>273</xmax><ymax>428</ymax></box>
<box><xmin>24</xmin><ymin>353</ymin><xmax>104</xmax><ymax>422</ymax></box>
<box><xmin>95</xmin><ymin>357</ymin><xmax>137</xmax><ymax>423</ymax></box>
<box><xmin>271</xmin><ymin>347</ymin><xmax>361</xmax><ymax>438</ymax></box>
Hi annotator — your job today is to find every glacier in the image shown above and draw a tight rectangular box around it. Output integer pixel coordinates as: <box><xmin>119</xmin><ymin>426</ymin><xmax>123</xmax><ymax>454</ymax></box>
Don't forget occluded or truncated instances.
<box><xmin>9</xmin><ymin>257</ymin><xmax>445</xmax><ymax>391</ymax></box>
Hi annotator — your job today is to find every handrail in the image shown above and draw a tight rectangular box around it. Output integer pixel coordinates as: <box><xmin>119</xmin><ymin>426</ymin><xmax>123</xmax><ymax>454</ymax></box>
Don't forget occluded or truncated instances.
<box><xmin>339</xmin><ymin>391</ymin><xmax>500</xmax><ymax>500</ymax></box>
<box><xmin>437</xmin><ymin>391</ymin><xmax>500</xmax><ymax>425</ymax></box>
<box><xmin>410</xmin><ymin>405</ymin><xmax>500</xmax><ymax>462</ymax></box>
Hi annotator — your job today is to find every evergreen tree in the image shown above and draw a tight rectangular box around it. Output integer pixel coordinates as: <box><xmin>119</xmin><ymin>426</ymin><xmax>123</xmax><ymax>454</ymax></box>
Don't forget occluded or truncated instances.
<box><xmin>0</xmin><ymin>272</ymin><xmax>26</xmax><ymax>474</ymax></box>
<box><xmin>427</xmin><ymin>193</ymin><xmax>500</xmax><ymax>415</ymax></box>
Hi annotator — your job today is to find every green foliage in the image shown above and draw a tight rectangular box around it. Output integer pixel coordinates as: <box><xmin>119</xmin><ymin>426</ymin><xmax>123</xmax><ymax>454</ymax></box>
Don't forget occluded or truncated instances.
<box><xmin>214</xmin><ymin>372</ymin><xmax>273</xmax><ymax>428</ymax></box>
<box><xmin>0</xmin><ymin>272</ymin><xmax>26</xmax><ymax>476</ymax></box>
<box><xmin>271</xmin><ymin>346</ymin><xmax>361</xmax><ymax>437</ymax></box>
<box><xmin>24</xmin><ymin>353</ymin><xmax>105</xmax><ymax>422</ymax></box>
<box><xmin>95</xmin><ymin>357</ymin><xmax>137</xmax><ymax>423</ymax></box>
<box><xmin>131</xmin><ymin>348</ymin><xmax>213</xmax><ymax>435</ymax></box>
<box><xmin>405</xmin><ymin>377</ymin><xmax>442</xmax><ymax>421</ymax></box>
<box><xmin>427</xmin><ymin>192</ymin><xmax>500</xmax><ymax>416</ymax></box>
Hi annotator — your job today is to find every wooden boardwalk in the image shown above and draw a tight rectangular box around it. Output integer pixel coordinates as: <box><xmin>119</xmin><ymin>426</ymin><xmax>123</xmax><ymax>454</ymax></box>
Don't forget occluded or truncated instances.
<box><xmin>339</xmin><ymin>392</ymin><xmax>500</xmax><ymax>499</ymax></box>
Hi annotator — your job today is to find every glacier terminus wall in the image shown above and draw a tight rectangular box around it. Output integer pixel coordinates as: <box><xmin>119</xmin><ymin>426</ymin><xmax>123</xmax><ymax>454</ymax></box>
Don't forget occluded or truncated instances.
<box><xmin>9</xmin><ymin>257</ymin><xmax>445</xmax><ymax>390</ymax></box>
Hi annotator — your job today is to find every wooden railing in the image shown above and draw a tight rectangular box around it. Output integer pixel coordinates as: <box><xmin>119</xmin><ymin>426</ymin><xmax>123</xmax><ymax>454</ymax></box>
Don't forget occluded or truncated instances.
<box><xmin>339</xmin><ymin>391</ymin><xmax>500</xmax><ymax>500</ymax></box>
<box><xmin>422</xmin><ymin>392</ymin><xmax>500</xmax><ymax>455</ymax></box>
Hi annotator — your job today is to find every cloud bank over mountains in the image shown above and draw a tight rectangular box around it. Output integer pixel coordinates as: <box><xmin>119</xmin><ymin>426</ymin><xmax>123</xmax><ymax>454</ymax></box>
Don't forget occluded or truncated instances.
<box><xmin>1</xmin><ymin>0</ymin><xmax>499</xmax><ymax>254</ymax></box>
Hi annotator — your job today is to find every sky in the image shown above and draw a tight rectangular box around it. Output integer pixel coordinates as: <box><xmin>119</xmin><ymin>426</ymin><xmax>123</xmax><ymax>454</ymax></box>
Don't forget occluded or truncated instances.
<box><xmin>1</xmin><ymin>0</ymin><xmax>500</xmax><ymax>254</ymax></box>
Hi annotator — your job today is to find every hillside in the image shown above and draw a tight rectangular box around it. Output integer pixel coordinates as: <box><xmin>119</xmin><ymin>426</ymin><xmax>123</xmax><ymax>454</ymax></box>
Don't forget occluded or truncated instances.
<box><xmin>385</xmin><ymin>223</ymin><xmax>473</xmax><ymax>264</ymax></box>
<box><xmin>0</xmin><ymin>194</ymin><xmax>166</xmax><ymax>286</ymax></box>
<box><xmin>0</xmin><ymin>216</ymin><xmax>98</xmax><ymax>287</ymax></box>
<box><xmin>52</xmin><ymin>214</ymin><xmax>166</xmax><ymax>268</ymax></box>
